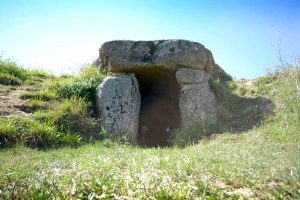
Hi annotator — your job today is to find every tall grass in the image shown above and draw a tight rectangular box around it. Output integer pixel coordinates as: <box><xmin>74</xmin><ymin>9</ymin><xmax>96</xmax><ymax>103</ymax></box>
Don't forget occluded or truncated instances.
<box><xmin>261</xmin><ymin>61</ymin><xmax>300</xmax><ymax>142</ymax></box>
<box><xmin>54</xmin><ymin>65</ymin><xmax>106</xmax><ymax>102</ymax></box>
<box><xmin>34</xmin><ymin>98</ymin><xmax>101</xmax><ymax>141</ymax></box>
<box><xmin>0</xmin><ymin>98</ymin><xmax>98</xmax><ymax>149</ymax></box>
<box><xmin>0</xmin><ymin>59</ymin><xmax>27</xmax><ymax>85</ymax></box>
<box><xmin>0</xmin><ymin>58</ymin><xmax>53</xmax><ymax>86</ymax></box>
<box><xmin>0</xmin><ymin>116</ymin><xmax>81</xmax><ymax>149</ymax></box>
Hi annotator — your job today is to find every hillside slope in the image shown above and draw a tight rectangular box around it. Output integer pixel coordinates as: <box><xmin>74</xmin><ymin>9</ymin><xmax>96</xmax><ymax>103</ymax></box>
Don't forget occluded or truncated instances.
<box><xmin>0</xmin><ymin>59</ymin><xmax>299</xmax><ymax>199</ymax></box>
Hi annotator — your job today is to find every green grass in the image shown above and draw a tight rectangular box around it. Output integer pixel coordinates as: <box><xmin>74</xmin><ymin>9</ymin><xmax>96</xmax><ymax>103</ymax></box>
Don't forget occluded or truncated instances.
<box><xmin>0</xmin><ymin>72</ymin><xmax>22</xmax><ymax>85</ymax></box>
<box><xmin>0</xmin><ymin>116</ymin><xmax>82</xmax><ymax>149</ymax></box>
<box><xmin>19</xmin><ymin>90</ymin><xmax>57</xmax><ymax>101</ymax></box>
<box><xmin>54</xmin><ymin>65</ymin><xmax>106</xmax><ymax>102</ymax></box>
<box><xmin>21</xmin><ymin>99</ymin><xmax>49</xmax><ymax>112</ymax></box>
<box><xmin>0</xmin><ymin>131</ymin><xmax>299</xmax><ymax>199</ymax></box>
<box><xmin>1</xmin><ymin>64</ymin><xmax>104</xmax><ymax>149</ymax></box>
<box><xmin>0</xmin><ymin>59</ymin><xmax>27</xmax><ymax>82</ymax></box>
<box><xmin>0</xmin><ymin>98</ymin><xmax>100</xmax><ymax>149</ymax></box>
<box><xmin>34</xmin><ymin>98</ymin><xmax>101</xmax><ymax>141</ymax></box>
<box><xmin>0</xmin><ymin>58</ymin><xmax>53</xmax><ymax>86</ymax></box>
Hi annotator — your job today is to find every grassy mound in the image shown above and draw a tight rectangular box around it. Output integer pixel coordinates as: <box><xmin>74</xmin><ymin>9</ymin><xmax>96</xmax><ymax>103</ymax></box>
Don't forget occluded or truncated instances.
<box><xmin>0</xmin><ymin>59</ymin><xmax>299</xmax><ymax>198</ymax></box>
<box><xmin>0</xmin><ymin>61</ymin><xmax>106</xmax><ymax>149</ymax></box>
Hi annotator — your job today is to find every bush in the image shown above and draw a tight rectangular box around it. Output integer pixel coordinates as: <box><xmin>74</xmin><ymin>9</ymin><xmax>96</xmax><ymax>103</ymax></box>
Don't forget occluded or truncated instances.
<box><xmin>237</xmin><ymin>85</ymin><xmax>247</xmax><ymax>96</ymax></box>
<box><xmin>0</xmin><ymin>72</ymin><xmax>22</xmax><ymax>85</ymax></box>
<box><xmin>171</xmin><ymin>123</ymin><xmax>203</xmax><ymax>147</ymax></box>
<box><xmin>55</xmin><ymin>65</ymin><xmax>106</xmax><ymax>102</ymax></box>
<box><xmin>57</xmin><ymin>78</ymin><xmax>100</xmax><ymax>101</ymax></box>
<box><xmin>24</xmin><ymin>120</ymin><xmax>59</xmax><ymax>148</ymax></box>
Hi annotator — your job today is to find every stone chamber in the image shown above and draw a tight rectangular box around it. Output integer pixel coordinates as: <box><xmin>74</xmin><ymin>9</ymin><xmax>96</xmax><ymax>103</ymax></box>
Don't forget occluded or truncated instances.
<box><xmin>95</xmin><ymin>40</ymin><xmax>231</xmax><ymax>147</ymax></box>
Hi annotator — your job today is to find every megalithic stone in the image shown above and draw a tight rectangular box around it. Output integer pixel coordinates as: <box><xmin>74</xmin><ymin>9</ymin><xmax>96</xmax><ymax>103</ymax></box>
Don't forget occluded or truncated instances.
<box><xmin>96</xmin><ymin>74</ymin><xmax>140</xmax><ymax>143</ymax></box>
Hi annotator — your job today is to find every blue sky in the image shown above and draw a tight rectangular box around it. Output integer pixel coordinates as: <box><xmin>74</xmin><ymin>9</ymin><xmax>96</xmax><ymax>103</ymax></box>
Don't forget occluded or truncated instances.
<box><xmin>0</xmin><ymin>0</ymin><xmax>299</xmax><ymax>78</ymax></box>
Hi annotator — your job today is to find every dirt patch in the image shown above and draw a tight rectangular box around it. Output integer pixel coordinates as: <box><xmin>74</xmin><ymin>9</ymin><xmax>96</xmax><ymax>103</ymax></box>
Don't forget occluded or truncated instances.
<box><xmin>0</xmin><ymin>85</ymin><xmax>34</xmax><ymax>117</ymax></box>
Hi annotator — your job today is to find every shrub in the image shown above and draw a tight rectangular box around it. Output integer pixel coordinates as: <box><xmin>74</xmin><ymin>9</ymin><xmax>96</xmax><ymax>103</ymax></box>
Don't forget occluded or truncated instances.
<box><xmin>171</xmin><ymin>123</ymin><xmax>203</xmax><ymax>147</ymax></box>
<box><xmin>237</xmin><ymin>85</ymin><xmax>247</xmax><ymax>96</ymax></box>
<box><xmin>55</xmin><ymin>65</ymin><xmax>106</xmax><ymax>102</ymax></box>
<box><xmin>0</xmin><ymin>72</ymin><xmax>22</xmax><ymax>85</ymax></box>
<box><xmin>24</xmin><ymin>120</ymin><xmax>59</xmax><ymax>148</ymax></box>
<box><xmin>57</xmin><ymin>78</ymin><xmax>100</xmax><ymax>101</ymax></box>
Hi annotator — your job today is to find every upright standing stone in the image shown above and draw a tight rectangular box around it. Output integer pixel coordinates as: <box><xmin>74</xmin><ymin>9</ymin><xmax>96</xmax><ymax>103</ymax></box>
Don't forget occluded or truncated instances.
<box><xmin>96</xmin><ymin>74</ymin><xmax>140</xmax><ymax>142</ymax></box>
<box><xmin>176</xmin><ymin>68</ymin><xmax>217</xmax><ymax>126</ymax></box>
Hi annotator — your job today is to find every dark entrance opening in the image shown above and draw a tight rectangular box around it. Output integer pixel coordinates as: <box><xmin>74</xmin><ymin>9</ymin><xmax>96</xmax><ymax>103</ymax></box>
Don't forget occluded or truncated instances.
<box><xmin>135</xmin><ymin>69</ymin><xmax>181</xmax><ymax>147</ymax></box>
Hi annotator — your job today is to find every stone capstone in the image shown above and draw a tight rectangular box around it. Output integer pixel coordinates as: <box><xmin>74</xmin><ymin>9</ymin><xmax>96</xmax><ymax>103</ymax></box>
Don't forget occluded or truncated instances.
<box><xmin>96</xmin><ymin>74</ymin><xmax>140</xmax><ymax>142</ymax></box>
<box><xmin>98</xmin><ymin>40</ymin><xmax>216</xmax><ymax>73</ymax></box>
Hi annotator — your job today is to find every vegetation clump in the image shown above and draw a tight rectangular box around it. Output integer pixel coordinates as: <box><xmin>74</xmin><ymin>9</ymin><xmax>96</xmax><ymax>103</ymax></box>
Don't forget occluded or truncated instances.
<box><xmin>52</xmin><ymin>65</ymin><xmax>106</xmax><ymax>102</ymax></box>
<box><xmin>0</xmin><ymin>58</ymin><xmax>53</xmax><ymax>86</ymax></box>
<box><xmin>0</xmin><ymin>60</ymin><xmax>106</xmax><ymax>149</ymax></box>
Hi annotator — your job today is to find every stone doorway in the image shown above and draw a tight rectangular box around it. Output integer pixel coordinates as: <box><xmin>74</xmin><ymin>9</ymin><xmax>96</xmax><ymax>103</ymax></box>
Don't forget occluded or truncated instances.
<box><xmin>135</xmin><ymin>69</ymin><xmax>181</xmax><ymax>147</ymax></box>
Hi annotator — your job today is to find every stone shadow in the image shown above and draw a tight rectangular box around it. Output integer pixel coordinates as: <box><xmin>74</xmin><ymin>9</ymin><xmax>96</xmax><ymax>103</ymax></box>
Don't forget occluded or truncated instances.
<box><xmin>212</xmin><ymin>85</ymin><xmax>276</xmax><ymax>134</ymax></box>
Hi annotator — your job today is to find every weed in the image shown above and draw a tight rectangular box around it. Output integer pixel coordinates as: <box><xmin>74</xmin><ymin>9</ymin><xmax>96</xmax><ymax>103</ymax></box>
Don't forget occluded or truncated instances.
<box><xmin>209</xmin><ymin>78</ymin><xmax>238</xmax><ymax>112</ymax></box>
<box><xmin>237</xmin><ymin>85</ymin><xmax>247</xmax><ymax>96</ymax></box>
<box><xmin>27</xmin><ymin>70</ymin><xmax>54</xmax><ymax>79</ymax></box>
<box><xmin>171</xmin><ymin>122</ymin><xmax>220</xmax><ymax>147</ymax></box>
<box><xmin>21</xmin><ymin>99</ymin><xmax>49</xmax><ymax>112</ymax></box>
<box><xmin>0</xmin><ymin>59</ymin><xmax>27</xmax><ymax>82</ymax></box>
<box><xmin>0</xmin><ymin>58</ymin><xmax>53</xmax><ymax>86</ymax></box>
<box><xmin>19</xmin><ymin>90</ymin><xmax>57</xmax><ymax>101</ymax></box>
<box><xmin>0</xmin><ymin>116</ymin><xmax>82</xmax><ymax>149</ymax></box>
<box><xmin>0</xmin><ymin>72</ymin><xmax>22</xmax><ymax>85</ymax></box>
<box><xmin>34</xmin><ymin>98</ymin><xmax>101</xmax><ymax>141</ymax></box>
<box><xmin>55</xmin><ymin>65</ymin><xmax>106</xmax><ymax>102</ymax></box>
